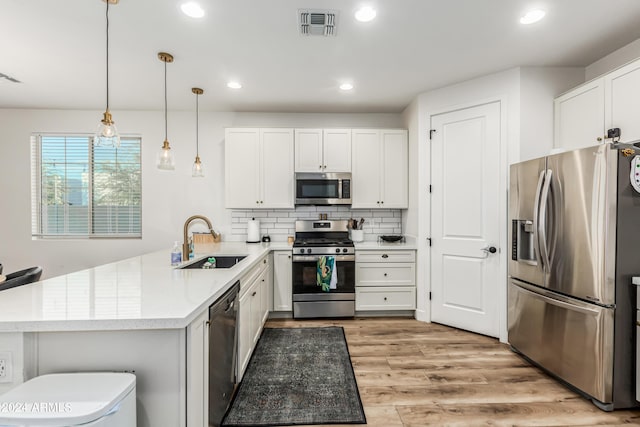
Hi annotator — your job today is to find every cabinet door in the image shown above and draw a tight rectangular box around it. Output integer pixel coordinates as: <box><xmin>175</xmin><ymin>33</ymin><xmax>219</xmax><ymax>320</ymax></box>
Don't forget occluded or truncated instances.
<box><xmin>273</xmin><ymin>251</ymin><xmax>292</xmax><ymax>311</ymax></box>
<box><xmin>250</xmin><ymin>281</ymin><xmax>263</xmax><ymax>346</ymax></box>
<box><xmin>295</xmin><ymin>129</ymin><xmax>323</xmax><ymax>172</ymax></box>
<box><xmin>381</xmin><ymin>130</ymin><xmax>408</xmax><ymax>208</ymax></box>
<box><xmin>186</xmin><ymin>309</ymin><xmax>208</xmax><ymax>427</ymax></box>
<box><xmin>261</xmin><ymin>129</ymin><xmax>294</xmax><ymax>208</ymax></box>
<box><xmin>225</xmin><ymin>128</ymin><xmax>260</xmax><ymax>208</ymax></box>
<box><xmin>237</xmin><ymin>287</ymin><xmax>253</xmax><ymax>380</ymax></box>
<box><xmin>554</xmin><ymin>79</ymin><xmax>605</xmax><ymax>150</ymax></box>
<box><xmin>351</xmin><ymin>129</ymin><xmax>381</xmax><ymax>208</ymax></box>
<box><xmin>605</xmin><ymin>60</ymin><xmax>640</xmax><ymax>144</ymax></box>
<box><xmin>323</xmin><ymin>129</ymin><xmax>352</xmax><ymax>172</ymax></box>
<box><xmin>259</xmin><ymin>265</ymin><xmax>271</xmax><ymax>325</ymax></box>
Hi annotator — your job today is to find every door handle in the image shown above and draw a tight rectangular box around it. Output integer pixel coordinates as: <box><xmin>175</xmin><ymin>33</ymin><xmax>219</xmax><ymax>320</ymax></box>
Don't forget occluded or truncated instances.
<box><xmin>481</xmin><ymin>246</ymin><xmax>497</xmax><ymax>254</ymax></box>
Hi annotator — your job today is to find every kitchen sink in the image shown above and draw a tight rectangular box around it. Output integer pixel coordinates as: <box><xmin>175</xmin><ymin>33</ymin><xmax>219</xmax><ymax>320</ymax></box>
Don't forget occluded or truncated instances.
<box><xmin>177</xmin><ymin>255</ymin><xmax>247</xmax><ymax>269</ymax></box>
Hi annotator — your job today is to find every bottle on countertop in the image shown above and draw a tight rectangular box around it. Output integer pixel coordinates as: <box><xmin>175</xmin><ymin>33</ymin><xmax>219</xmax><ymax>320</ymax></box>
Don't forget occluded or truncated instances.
<box><xmin>171</xmin><ymin>241</ymin><xmax>182</xmax><ymax>266</ymax></box>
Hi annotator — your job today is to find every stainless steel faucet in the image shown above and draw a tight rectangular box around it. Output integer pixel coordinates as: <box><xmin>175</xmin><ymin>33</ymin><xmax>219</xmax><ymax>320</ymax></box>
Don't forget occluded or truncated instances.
<box><xmin>183</xmin><ymin>215</ymin><xmax>219</xmax><ymax>261</ymax></box>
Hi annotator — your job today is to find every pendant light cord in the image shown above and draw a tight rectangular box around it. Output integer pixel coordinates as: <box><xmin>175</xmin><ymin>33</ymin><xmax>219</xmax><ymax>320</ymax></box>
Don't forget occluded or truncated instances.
<box><xmin>164</xmin><ymin>60</ymin><xmax>168</xmax><ymax>141</ymax></box>
<box><xmin>196</xmin><ymin>93</ymin><xmax>200</xmax><ymax>156</ymax></box>
<box><xmin>105</xmin><ymin>1</ymin><xmax>110</xmax><ymax>111</ymax></box>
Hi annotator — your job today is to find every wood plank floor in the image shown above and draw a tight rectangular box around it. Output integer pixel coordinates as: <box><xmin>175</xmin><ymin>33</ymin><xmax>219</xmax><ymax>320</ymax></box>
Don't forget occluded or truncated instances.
<box><xmin>264</xmin><ymin>318</ymin><xmax>640</xmax><ymax>426</ymax></box>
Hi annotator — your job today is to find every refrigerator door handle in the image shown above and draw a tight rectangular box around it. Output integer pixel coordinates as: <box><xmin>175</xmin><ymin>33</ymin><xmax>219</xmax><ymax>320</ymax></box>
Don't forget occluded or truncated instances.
<box><xmin>511</xmin><ymin>278</ymin><xmax>602</xmax><ymax>315</ymax></box>
<box><xmin>532</xmin><ymin>170</ymin><xmax>546</xmax><ymax>270</ymax></box>
<box><xmin>538</xmin><ymin>169</ymin><xmax>553</xmax><ymax>272</ymax></box>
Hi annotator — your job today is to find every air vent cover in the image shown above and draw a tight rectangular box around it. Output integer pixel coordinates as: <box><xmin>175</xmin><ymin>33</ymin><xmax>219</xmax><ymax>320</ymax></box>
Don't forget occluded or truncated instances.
<box><xmin>298</xmin><ymin>9</ymin><xmax>338</xmax><ymax>36</ymax></box>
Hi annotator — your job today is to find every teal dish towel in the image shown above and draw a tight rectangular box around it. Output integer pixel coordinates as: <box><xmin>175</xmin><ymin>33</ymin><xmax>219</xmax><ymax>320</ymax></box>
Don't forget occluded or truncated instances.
<box><xmin>317</xmin><ymin>256</ymin><xmax>335</xmax><ymax>292</ymax></box>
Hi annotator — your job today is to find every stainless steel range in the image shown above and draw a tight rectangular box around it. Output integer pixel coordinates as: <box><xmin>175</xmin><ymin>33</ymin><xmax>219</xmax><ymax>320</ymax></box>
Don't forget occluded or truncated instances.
<box><xmin>292</xmin><ymin>220</ymin><xmax>355</xmax><ymax>318</ymax></box>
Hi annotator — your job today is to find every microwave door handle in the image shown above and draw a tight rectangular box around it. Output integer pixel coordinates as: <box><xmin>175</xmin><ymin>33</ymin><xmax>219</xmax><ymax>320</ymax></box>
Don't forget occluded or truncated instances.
<box><xmin>532</xmin><ymin>169</ymin><xmax>546</xmax><ymax>271</ymax></box>
<box><xmin>538</xmin><ymin>169</ymin><xmax>553</xmax><ymax>272</ymax></box>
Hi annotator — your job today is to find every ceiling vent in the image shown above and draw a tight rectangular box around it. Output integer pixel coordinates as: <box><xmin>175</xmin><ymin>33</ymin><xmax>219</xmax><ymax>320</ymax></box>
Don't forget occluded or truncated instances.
<box><xmin>298</xmin><ymin>9</ymin><xmax>338</xmax><ymax>36</ymax></box>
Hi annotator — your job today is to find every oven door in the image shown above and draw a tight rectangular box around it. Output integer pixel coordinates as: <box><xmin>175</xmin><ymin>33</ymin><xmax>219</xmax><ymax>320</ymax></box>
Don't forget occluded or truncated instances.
<box><xmin>295</xmin><ymin>173</ymin><xmax>351</xmax><ymax>205</ymax></box>
<box><xmin>292</xmin><ymin>254</ymin><xmax>355</xmax><ymax>295</ymax></box>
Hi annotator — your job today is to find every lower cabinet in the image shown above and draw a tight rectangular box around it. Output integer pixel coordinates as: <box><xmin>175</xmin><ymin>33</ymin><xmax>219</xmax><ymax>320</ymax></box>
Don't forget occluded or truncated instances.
<box><xmin>186</xmin><ymin>309</ymin><xmax>209</xmax><ymax>427</ymax></box>
<box><xmin>273</xmin><ymin>250</ymin><xmax>292</xmax><ymax>311</ymax></box>
<box><xmin>355</xmin><ymin>250</ymin><xmax>416</xmax><ymax>311</ymax></box>
<box><xmin>238</xmin><ymin>256</ymin><xmax>271</xmax><ymax>381</ymax></box>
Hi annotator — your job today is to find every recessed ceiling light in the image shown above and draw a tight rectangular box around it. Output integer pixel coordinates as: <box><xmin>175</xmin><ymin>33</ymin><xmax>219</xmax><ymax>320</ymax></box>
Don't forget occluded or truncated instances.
<box><xmin>181</xmin><ymin>2</ymin><xmax>205</xmax><ymax>18</ymax></box>
<box><xmin>339</xmin><ymin>83</ymin><xmax>354</xmax><ymax>91</ymax></box>
<box><xmin>519</xmin><ymin>9</ymin><xmax>545</xmax><ymax>25</ymax></box>
<box><xmin>355</xmin><ymin>6</ymin><xmax>376</xmax><ymax>22</ymax></box>
<box><xmin>227</xmin><ymin>81</ymin><xmax>242</xmax><ymax>89</ymax></box>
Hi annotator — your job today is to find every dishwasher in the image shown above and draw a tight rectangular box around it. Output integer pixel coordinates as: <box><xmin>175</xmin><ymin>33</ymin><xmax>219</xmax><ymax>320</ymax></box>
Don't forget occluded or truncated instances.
<box><xmin>209</xmin><ymin>280</ymin><xmax>240</xmax><ymax>427</ymax></box>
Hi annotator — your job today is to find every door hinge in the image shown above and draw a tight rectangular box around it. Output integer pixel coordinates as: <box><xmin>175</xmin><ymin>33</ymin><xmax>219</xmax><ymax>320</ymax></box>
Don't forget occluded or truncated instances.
<box><xmin>429</xmin><ymin>185</ymin><xmax>432</xmax><ymax>193</ymax></box>
<box><xmin>427</xmin><ymin>237</ymin><xmax>432</xmax><ymax>247</ymax></box>
<box><xmin>429</xmin><ymin>292</ymin><xmax>432</xmax><ymax>300</ymax></box>
<box><xmin>429</xmin><ymin>129</ymin><xmax>436</xmax><ymax>140</ymax></box>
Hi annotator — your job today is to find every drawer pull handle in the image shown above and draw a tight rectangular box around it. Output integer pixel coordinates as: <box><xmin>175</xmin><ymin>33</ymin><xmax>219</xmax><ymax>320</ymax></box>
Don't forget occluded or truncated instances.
<box><xmin>382</xmin><ymin>254</ymin><xmax>389</xmax><ymax>259</ymax></box>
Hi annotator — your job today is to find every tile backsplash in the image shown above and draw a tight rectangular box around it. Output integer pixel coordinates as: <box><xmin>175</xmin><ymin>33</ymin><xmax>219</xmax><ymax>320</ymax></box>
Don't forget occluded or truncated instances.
<box><xmin>229</xmin><ymin>206</ymin><xmax>402</xmax><ymax>242</ymax></box>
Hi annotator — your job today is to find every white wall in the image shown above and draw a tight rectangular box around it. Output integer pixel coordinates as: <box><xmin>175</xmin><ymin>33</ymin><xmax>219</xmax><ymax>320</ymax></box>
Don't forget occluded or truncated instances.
<box><xmin>401</xmin><ymin>97</ymin><xmax>419</xmax><ymax>239</ymax></box>
<box><xmin>0</xmin><ymin>109</ymin><xmax>403</xmax><ymax>278</ymax></box>
<box><xmin>520</xmin><ymin>67</ymin><xmax>585</xmax><ymax>161</ymax></box>
<box><xmin>586</xmin><ymin>37</ymin><xmax>640</xmax><ymax>81</ymax></box>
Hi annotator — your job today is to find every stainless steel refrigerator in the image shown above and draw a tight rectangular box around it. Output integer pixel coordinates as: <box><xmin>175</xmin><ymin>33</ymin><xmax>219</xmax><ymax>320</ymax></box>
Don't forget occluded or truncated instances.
<box><xmin>508</xmin><ymin>144</ymin><xmax>640</xmax><ymax>410</ymax></box>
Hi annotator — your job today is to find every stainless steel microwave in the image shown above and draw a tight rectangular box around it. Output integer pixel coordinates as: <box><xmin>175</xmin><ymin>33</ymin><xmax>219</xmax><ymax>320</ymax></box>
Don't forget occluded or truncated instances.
<box><xmin>295</xmin><ymin>172</ymin><xmax>351</xmax><ymax>205</ymax></box>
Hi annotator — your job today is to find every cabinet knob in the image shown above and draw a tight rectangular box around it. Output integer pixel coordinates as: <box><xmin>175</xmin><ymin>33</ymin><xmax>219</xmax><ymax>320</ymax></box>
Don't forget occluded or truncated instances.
<box><xmin>323</xmin><ymin>165</ymin><xmax>327</xmax><ymax>169</ymax></box>
<box><xmin>319</xmin><ymin>165</ymin><xmax>322</xmax><ymax>169</ymax></box>
<box><xmin>381</xmin><ymin>201</ymin><xmax>384</xmax><ymax>204</ymax></box>
<box><xmin>384</xmin><ymin>297</ymin><xmax>388</xmax><ymax>301</ymax></box>
<box><xmin>252</xmin><ymin>291</ymin><xmax>257</xmax><ymax>297</ymax></box>
<box><xmin>597</xmin><ymin>137</ymin><xmax>603</xmax><ymax>142</ymax></box>
<box><xmin>256</xmin><ymin>201</ymin><xmax>259</xmax><ymax>204</ymax></box>
<box><xmin>382</xmin><ymin>254</ymin><xmax>389</xmax><ymax>258</ymax></box>
<box><xmin>384</xmin><ymin>273</ymin><xmax>388</xmax><ymax>277</ymax></box>
<box><xmin>260</xmin><ymin>201</ymin><xmax>264</xmax><ymax>204</ymax></box>
<box><xmin>264</xmin><ymin>259</ymin><xmax>267</xmax><ymax>264</ymax></box>
<box><xmin>288</xmin><ymin>255</ymin><xmax>291</xmax><ymax>259</ymax></box>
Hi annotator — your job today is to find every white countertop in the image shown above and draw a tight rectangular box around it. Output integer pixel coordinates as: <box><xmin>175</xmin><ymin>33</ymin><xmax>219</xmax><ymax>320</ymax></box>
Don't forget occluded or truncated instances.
<box><xmin>0</xmin><ymin>242</ymin><xmax>291</xmax><ymax>333</ymax></box>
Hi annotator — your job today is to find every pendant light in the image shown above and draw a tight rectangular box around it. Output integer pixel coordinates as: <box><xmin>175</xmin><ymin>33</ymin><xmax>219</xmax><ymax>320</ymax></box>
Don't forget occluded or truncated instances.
<box><xmin>94</xmin><ymin>0</ymin><xmax>120</xmax><ymax>148</ymax></box>
<box><xmin>191</xmin><ymin>87</ymin><xmax>205</xmax><ymax>177</ymax></box>
<box><xmin>157</xmin><ymin>52</ymin><xmax>175</xmax><ymax>170</ymax></box>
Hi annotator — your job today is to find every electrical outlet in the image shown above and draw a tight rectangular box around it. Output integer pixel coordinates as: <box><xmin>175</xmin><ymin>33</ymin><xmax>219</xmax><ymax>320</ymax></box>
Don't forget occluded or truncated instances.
<box><xmin>0</xmin><ymin>351</ymin><xmax>13</xmax><ymax>383</ymax></box>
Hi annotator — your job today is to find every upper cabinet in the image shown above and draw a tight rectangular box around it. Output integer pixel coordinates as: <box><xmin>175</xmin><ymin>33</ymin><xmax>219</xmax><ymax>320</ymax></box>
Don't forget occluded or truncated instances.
<box><xmin>294</xmin><ymin>129</ymin><xmax>351</xmax><ymax>172</ymax></box>
<box><xmin>554</xmin><ymin>57</ymin><xmax>640</xmax><ymax>150</ymax></box>
<box><xmin>605</xmin><ymin>60</ymin><xmax>640</xmax><ymax>144</ymax></box>
<box><xmin>554</xmin><ymin>79</ymin><xmax>605</xmax><ymax>150</ymax></box>
<box><xmin>352</xmin><ymin>129</ymin><xmax>408</xmax><ymax>209</ymax></box>
<box><xmin>225</xmin><ymin>128</ymin><xmax>294</xmax><ymax>209</ymax></box>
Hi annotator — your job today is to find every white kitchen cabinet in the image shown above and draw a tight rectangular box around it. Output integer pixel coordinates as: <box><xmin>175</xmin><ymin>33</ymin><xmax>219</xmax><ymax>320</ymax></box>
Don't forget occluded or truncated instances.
<box><xmin>554</xmin><ymin>79</ymin><xmax>605</xmax><ymax>151</ymax></box>
<box><xmin>355</xmin><ymin>249</ymin><xmax>416</xmax><ymax>311</ymax></box>
<box><xmin>352</xmin><ymin>129</ymin><xmax>408</xmax><ymax>209</ymax></box>
<box><xmin>295</xmin><ymin>129</ymin><xmax>351</xmax><ymax>172</ymax></box>
<box><xmin>272</xmin><ymin>250</ymin><xmax>292</xmax><ymax>312</ymax></box>
<box><xmin>225</xmin><ymin>128</ymin><xmax>294</xmax><ymax>209</ymax></box>
<box><xmin>605</xmin><ymin>60</ymin><xmax>640</xmax><ymax>144</ymax></box>
<box><xmin>237</xmin><ymin>255</ymin><xmax>270</xmax><ymax>380</ymax></box>
<box><xmin>186</xmin><ymin>309</ymin><xmax>208</xmax><ymax>427</ymax></box>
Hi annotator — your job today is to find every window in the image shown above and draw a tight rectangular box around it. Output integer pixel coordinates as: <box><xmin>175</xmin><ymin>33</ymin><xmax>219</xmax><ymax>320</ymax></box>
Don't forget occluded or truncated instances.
<box><xmin>31</xmin><ymin>134</ymin><xmax>142</xmax><ymax>238</ymax></box>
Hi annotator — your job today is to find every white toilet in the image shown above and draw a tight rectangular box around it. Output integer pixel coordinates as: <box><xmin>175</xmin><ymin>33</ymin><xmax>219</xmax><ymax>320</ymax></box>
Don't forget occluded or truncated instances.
<box><xmin>0</xmin><ymin>372</ymin><xmax>136</xmax><ymax>426</ymax></box>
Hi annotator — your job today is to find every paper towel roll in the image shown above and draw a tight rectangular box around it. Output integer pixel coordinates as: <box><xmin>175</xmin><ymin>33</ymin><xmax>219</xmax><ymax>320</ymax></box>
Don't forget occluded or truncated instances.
<box><xmin>247</xmin><ymin>218</ymin><xmax>260</xmax><ymax>243</ymax></box>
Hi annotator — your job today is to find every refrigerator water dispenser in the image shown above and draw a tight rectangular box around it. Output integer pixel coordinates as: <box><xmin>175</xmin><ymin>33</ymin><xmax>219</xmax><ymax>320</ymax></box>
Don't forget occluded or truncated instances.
<box><xmin>511</xmin><ymin>220</ymin><xmax>536</xmax><ymax>263</ymax></box>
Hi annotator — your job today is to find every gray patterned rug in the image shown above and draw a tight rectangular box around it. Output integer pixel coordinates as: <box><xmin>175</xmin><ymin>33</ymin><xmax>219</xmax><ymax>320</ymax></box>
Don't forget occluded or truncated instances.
<box><xmin>222</xmin><ymin>327</ymin><xmax>366</xmax><ymax>426</ymax></box>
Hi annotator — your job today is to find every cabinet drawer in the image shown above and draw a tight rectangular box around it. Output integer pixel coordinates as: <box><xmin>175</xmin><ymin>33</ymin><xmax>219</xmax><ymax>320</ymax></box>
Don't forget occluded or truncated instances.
<box><xmin>356</xmin><ymin>263</ymin><xmax>415</xmax><ymax>287</ymax></box>
<box><xmin>356</xmin><ymin>250</ymin><xmax>415</xmax><ymax>263</ymax></box>
<box><xmin>356</xmin><ymin>287</ymin><xmax>416</xmax><ymax>310</ymax></box>
<box><xmin>239</xmin><ymin>256</ymin><xmax>269</xmax><ymax>296</ymax></box>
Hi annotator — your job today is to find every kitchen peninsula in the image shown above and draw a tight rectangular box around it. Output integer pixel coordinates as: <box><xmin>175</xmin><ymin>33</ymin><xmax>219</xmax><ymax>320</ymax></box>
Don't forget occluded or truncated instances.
<box><xmin>0</xmin><ymin>242</ymin><xmax>289</xmax><ymax>427</ymax></box>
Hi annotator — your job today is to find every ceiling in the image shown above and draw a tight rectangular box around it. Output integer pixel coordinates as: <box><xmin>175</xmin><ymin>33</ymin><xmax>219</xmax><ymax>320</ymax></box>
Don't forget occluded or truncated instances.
<box><xmin>2</xmin><ymin>0</ymin><xmax>640</xmax><ymax>113</ymax></box>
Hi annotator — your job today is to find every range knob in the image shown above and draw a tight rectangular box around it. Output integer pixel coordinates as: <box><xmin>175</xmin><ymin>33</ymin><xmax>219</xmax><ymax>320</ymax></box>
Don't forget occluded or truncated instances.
<box><xmin>306</xmin><ymin>248</ymin><xmax>312</xmax><ymax>254</ymax></box>
<box><xmin>299</xmin><ymin>249</ymin><xmax>305</xmax><ymax>254</ymax></box>
<box><xmin>342</xmin><ymin>248</ymin><xmax>348</xmax><ymax>253</ymax></box>
<box><xmin>335</xmin><ymin>248</ymin><xmax>341</xmax><ymax>254</ymax></box>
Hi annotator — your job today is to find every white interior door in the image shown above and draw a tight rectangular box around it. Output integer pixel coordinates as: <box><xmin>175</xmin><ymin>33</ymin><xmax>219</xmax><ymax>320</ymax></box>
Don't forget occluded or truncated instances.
<box><xmin>430</xmin><ymin>102</ymin><xmax>501</xmax><ymax>337</ymax></box>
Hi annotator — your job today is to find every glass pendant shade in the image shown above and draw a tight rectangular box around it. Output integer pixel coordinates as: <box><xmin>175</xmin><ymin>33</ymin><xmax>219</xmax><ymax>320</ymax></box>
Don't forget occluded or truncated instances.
<box><xmin>94</xmin><ymin>111</ymin><xmax>120</xmax><ymax>147</ymax></box>
<box><xmin>192</xmin><ymin>155</ymin><xmax>204</xmax><ymax>177</ymax></box>
<box><xmin>157</xmin><ymin>140</ymin><xmax>175</xmax><ymax>170</ymax></box>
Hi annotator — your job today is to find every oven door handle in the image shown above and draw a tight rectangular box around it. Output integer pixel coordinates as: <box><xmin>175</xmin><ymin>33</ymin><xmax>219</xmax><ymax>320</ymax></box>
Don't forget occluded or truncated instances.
<box><xmin>292</xmin><ymin>255</ymin><xmax>355</xmax><ymax>262</ymax></box>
